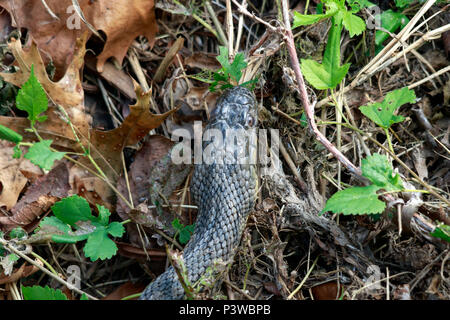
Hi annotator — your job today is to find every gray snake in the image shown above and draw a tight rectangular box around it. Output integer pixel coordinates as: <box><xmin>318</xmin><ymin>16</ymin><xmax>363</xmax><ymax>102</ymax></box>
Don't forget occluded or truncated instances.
<box><xmin>140</xmin><ymin>86</ymin><xmax>258</xmax><ymax>300</ymax></box>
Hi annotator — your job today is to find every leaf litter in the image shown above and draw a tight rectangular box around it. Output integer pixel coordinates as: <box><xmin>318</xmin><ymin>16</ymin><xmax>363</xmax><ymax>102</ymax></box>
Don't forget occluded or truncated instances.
<box><xmin>0</xmin><ymin>0</ymin><xmax>448</xmax><ymax>301</ymax></box>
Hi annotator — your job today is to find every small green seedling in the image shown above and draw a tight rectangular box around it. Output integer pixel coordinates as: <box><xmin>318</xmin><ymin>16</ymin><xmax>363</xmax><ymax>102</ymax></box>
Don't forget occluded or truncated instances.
<box><xmin>322</xmin><ymin>153</ymin><xmax>404</xmax><ymax>215</ymax></box>
<box><xmin>172</xmin><ymin>218</ymin><xmax>195</xmax><ymax>245</ymax></box>
<box><xmin>209</xmin><ymin>46</ymin><xmax>257</xmax><ymax>92</ymax></box>
<box><xmin>0</xmin><ymin>65</ymin><xmax>65</xmax><ymax>170</ymax></box>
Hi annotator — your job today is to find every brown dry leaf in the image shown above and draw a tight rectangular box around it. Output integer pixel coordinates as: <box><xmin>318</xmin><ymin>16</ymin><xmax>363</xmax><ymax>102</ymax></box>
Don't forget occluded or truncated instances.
<box><xmin>116</xmin><ymin>135</ymin><xmax>191</xmax><ymax>245</ymax></box>
<box><xmin>85</xmin><ymin>84</ymin><xmax>177</xmax><ymax>183</ymax></box>
<box><xmin>185</xmin><ymin>52</ymin><xmax>221</xmax><ymax>71</ymax></box>
<box><xmin>102</xmin><ymin>281</ymin><xmax>148</xmax><ymax>300</ymax></box>
<box><xmin>0</xmin><ymin>0</ymin><xmax>158</xmax><ymax>78</ymax></box>
<box><xmin>311</xmin><ymin>282</ymin><xmax>343</xmax><ymax>300</ymax></box>
<box><xmin>116</xmin><ymin>241</ymin><xmax>166</xmax><ymax>261</ymax></box>
<box><xmin>0</xmin><ymin>263</ymin><xmax>39</xmax><ymax>285</ymax></box>
<box><xmin>0</xmin><ymin>162</ymin><xmax>71</xmax><ymax>232</ymax></box>
<box><xmin>0</xmin><ymin>141</ymin><xmax>34</xmax><ymax>210</ymax></box>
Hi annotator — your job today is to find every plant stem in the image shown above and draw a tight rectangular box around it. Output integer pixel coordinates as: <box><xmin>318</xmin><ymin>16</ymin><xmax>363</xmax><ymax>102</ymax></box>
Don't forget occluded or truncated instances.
<box><xmin>384</xmin><ymin>128</ymin><xmax>394</xmax><ymax>154</ymax></box>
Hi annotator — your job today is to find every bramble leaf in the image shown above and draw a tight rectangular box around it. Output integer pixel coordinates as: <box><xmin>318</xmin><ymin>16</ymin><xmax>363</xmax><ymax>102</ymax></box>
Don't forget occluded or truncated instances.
<box><xmin>15</xmin><ymin>65</ymin><xmax>48</xmax><ymax>126</ymax></box>
<box><xmin>362</xmin><ymin>153</ymin><xmax>404</xmax><ymax>191</ymax></box>
<box><xmin>359</xmin><ymin>87</ymin><xmax>416</xmax><ymax>129</ymax></box>
<box><xmin>22</xmin><ymin>285</ymin><xmax>68</xmax><ymax>300</ymax></box>
<box><xmin>24</xmin><ymin>140</ymin><xmax>66</xmax><ymax>171</ymax></box>
<box><xmin>51</xmin><ymin>195</ymin><xmax>93</xmax><ymax>227</ymax></box>
<box><xmin>322</xmin><ymin>185</ymin><xmax>385</xmax><ymax>215</ymax></box>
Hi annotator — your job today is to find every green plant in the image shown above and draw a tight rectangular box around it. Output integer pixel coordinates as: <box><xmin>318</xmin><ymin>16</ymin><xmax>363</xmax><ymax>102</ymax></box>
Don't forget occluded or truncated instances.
<box><xmin>172</xmin><ymin>218</ymin><xmax>195</xmax><ymax>245</ymax></box>
<box><xmin>187</xmin><ymin>46</ymin><xmax>256</xmax><ymax>91</ymax></box>
<box><xmin>359</xmin><ymin>87</ymin><xmax>416</xmax><ymax>153</ymax></box>
<box><xmin>33</xmin><ymin>195</ymin><xmax>125</xmax><ymax>261</ymax></box>
<box><xmin>431</xmin><ymin>223</ymin><xmax>450</xmax><ymax>243</ymax></box>
<box><xmin>22</xmin><ymin>285</ymin><xmax>88</xmax><ymax>300</ymax></box>
<box><xmin>293</xmin><ymin>0</ymin><xmax>366</xmax><ymax>90</ymax></box>
<box><xmin>0</xmin><ymin>65</ymin><xmax>65</xmax><ymax>170</ymax></box>
<box><xmin>322</xmin><ymin>153</ymin><xmax>405</xmax><ymax>215</ymax></box>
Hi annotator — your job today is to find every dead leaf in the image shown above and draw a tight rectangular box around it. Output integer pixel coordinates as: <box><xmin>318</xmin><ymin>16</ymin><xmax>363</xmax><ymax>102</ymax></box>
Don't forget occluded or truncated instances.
<box><xmin>116</xmin><ymin>135</ymin><xmax>191</xmax><ymax>246</ymax></box>
<box><xmin>185</xmin><ymin>52</ymin><xmax>221</xmax><ymax>71</ymax></box>
<box><xmin>0</xmin><ymin>161</ymin><xmax>71</xmax><ymax>232</ymax></box>
<box><xmin>0</xmin><ymin>141</ymin><xmax>32</xmax><ymax>210</ymax></box>
<box><xmin>0</xmin><ymin>0</ymin><xmax>158</xmax><ymax>78</ymax></box>
<box><xmin>102</xmin><ymin>281</ymin><xmax>147</xmax><ymax>300</ymax></box>
<box><xmin>311</xmin><ymin>282</ymin><xmax>343</xmax><ymax>300</ymax></box>
<box><xmin>0</xmin><ymin>263</ymin><xmax>39</xmax><ymax>285</ymax></box>
<box><xmin>85</xmin><ymin>83</ymin><xmax>177</xmax><ymax>183</ymax></box>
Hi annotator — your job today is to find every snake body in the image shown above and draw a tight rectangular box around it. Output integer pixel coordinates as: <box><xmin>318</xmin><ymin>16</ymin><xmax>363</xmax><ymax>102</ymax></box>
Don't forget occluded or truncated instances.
<box><xmin>140</xmin><ymin>86</ymin><xmax>258</xmax><ymax>300</ymax></box>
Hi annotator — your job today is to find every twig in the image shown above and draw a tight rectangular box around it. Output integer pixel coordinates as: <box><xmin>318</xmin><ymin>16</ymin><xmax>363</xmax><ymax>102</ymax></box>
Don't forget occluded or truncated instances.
<box><xmin>205</xmin><ymin>0</ymin><xmax>228</xmax><ymax>47</ymax></box>
<box><xmin>0</xmin><ymin>238</ymin><xmax>98</xmax><ymax>300</ymax></box>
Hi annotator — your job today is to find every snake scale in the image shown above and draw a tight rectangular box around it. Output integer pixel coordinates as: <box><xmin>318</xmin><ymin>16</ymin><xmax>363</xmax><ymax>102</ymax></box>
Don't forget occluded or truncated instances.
<box><xmin>140</xmin><ymin>86</ymin><xmax>258</xmax><ymax>300</ymax></box>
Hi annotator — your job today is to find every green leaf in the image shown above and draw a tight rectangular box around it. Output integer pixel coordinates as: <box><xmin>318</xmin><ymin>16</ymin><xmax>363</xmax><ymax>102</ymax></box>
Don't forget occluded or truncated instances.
<box><xmin>322</xmin><ymin>184</ymin><xmax>385</xmax><ymax>215</ymax></box>
<box><xmin>301</xmin><ymin>16</ymin><xmax>350</xmax><ymax>90</ymax></box>
<box><xmin>359</xmin><ymin>87</ymin><xmax>416</xmax><ymax>129</ymax></box>
<box><xmin>209</xmin><ymin>47</ymin><xmax>249</xmax><ymax>91</ymax></box>
<box><xmin>9</xmin><ymin>227</ymin><xmax>27</xmax><ymax>240</ymax></box>
<box><xmin>292</xmin><ymin>11</ymin><xmax>333</xmax><ymax>28</ymax></box>
<box><xmin>0</xmin><ymin>124</ymin><xmax>22</xmax><ymax>143</ymax></box>
<box><xmin>107</xmin><ymin>222</ymin><xmax>125</xmax><ymax>238</ymax></box>
<box><xmin>394</xmin><ymin>0</ymin><xmax>415</xmax><ymax>9</ymax></box>
<box><xmin>24</xmin><ymin>139</ymin><xmax>65</xmax><ymax>171</ymax></box>
<box><xmin>361</xmin><ymin>153</ymin><xmax>404</xmax><ymax>191</ymax></box>
<box><xmin>83</xmin><ymin>226</ymin><xmax>118</xmax><ymax>261</ymax></box>
<box><xmin>51</xmin><ymin>195</ymin><xmax>93</xmax><ymax>227</ymax></box>
<box><xmin>375</xmin><ymin>10</ymin><xmax>409</xmax><ymax>52</ymax></box>
<box><xmin>22</xmin><ymin>285</ymin><xmax>68</xmax><ymax>300</ymax></box>
<box><xmin>341</xmin><ymin>10</ymin><xmax>366</xmax><ymax>37</ymax></box>
<box><xmin>80</xmin><ymin>293</ymin><xmax>89</xmax><ymax>300</ymax></box>
<box><xmin>430</xmin><ymin>223</ymin><xmax>450</xmax><ymax>243</ymax></box>
<box><xmin>172</xmin><ymin>218</ymin><xmax>194</xmax><ymax>244</ymax></box>
<box><xmin>15</xmin><ymin>65</ymin><xmax>48</xmax><ymax>126</ymax></box>
<box><xmin>39</xmin><ymin>216</ymin><xmax>72</xmax><ymax>234</ymax></box>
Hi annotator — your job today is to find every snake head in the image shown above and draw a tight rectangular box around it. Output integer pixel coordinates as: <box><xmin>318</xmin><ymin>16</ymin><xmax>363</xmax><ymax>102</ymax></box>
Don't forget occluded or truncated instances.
<box><xmin>209</xmin><ymin>86</ymin><xmax>257</xmax><ymax>130</ymax></box>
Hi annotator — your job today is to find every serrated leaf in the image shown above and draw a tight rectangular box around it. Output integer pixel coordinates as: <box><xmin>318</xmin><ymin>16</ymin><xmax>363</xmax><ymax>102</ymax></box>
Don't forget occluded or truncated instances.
<box><xmin>24</xmin><ymin>140</ymin><xmax>66</xmax><ymax>170</ymax></box>
<box><xmin>359</xmin><ymin>87</ymin><xmax>416</xmax><ymax>129</ymax></box>
<box><xmin>0</xmin><ymin>124</ymin><xmax>22</xmax><ymax>143</ymax></box>
<box><xmin>361</xmin><ymin>153</ymin><xmax>404</xmax><ymax>191</ymax></box>
<box><xmin>301</xmin><ymin>16</ymin><xmax>350</xmax><ymax>90</ymax></box>
<box><xmin>322</xmin><ymin>184</ymin><xmax>385</xmax><ymax>215</ymax></box>
<box><xmin>83</xmin><ymin>227</ymin><xmax>118</xmax><ymax>261</ymax></box>
<box><xmin>15</xmin><ymin>65</ymin><xmax>48</xmax><ymax>126</ymax></box>
<box><xmin>107</xmin><ymin>222</ymin><xmax>125</xmax><ymax>238</ymax></box>
<box><xmin>51</xmin><ymin>195</ymin><xmax>93</xmax><ymax>227</ymax></box>
<box><xmin>341</xmin><ymin>10</ymin><xmax>366</xmax><ymax>37</ymax></box>
<box><xmin>22</xmin><ymin>285</ymin><xmax>68</xmax><ymax>300</ymax></box>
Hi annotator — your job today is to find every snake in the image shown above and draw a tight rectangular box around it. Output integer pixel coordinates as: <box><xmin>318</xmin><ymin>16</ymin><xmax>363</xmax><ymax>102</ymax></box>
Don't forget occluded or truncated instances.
<box><xmin>140</xmin><ymin>86</ymin><xmax>258</xmax><ymax>300</ymax></box>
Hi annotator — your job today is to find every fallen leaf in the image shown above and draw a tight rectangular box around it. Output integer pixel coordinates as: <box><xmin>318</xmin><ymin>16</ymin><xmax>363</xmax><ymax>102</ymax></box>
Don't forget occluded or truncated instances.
<box><xmin>0</xmin><ymin>0</ymin><xmax>158</xmax><ymax>78</ymax></box>
<box><xmin>0</xmin><ymin>141</ymin><xmax>31</xmax><ymax>210</ymax></box>
<box><xmin>0</xmin><ymin>263</ymin><xmax>39</xmax><ymax>285</ymax></box>
<box><xmin>102</xmin><ymin>281</ymin><xmax>148</xmax><ymax>300</ymax></box>
<box><xmin>311</xmin><ymin>281</ymin><xmax>344</xmax><ymax>300</ymax></box>
<box><xmin>0</xmin><ymin>161</ymin><xmax>71</xmax><ymax>232</ymax></box>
